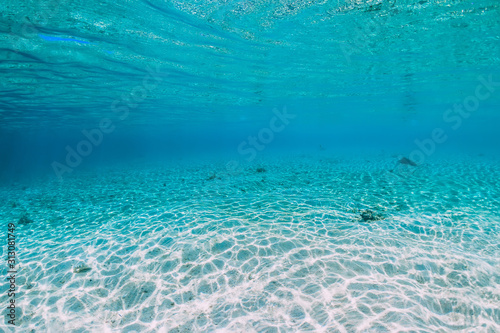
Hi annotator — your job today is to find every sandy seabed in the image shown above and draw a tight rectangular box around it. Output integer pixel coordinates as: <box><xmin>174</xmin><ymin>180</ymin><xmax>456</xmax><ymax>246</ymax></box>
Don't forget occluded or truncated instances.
<box><xmin>1</xmin><ymin>154</ymin><xmax>499</xmax><ymax>332</ymax></box>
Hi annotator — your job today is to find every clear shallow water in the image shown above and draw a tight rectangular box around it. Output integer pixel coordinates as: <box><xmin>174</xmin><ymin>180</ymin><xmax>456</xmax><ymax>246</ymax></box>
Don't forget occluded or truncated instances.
<box><xmin>1</xmin><ymin>0</ymin><xmax>500</xmax><ymax>332</ymax></box>
<box><xmin>2</xmin><ymin>0</ymin><xmax>500</xmax><ymax>129</ymax></box>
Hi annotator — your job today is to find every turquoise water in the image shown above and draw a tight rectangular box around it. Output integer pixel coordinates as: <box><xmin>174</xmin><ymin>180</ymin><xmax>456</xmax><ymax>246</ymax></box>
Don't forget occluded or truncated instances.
<box><xmin>1</xmin><ymin>0</ymin><xmax>500</xmax><ymax>332</ymax></box>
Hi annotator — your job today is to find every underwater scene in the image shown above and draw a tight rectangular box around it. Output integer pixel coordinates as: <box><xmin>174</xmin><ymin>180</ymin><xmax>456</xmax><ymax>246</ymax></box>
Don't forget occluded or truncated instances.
<box><xmin>1</xmin><ymin>0</ymin><xmax>500</xmax><ymax>332</ymax></box>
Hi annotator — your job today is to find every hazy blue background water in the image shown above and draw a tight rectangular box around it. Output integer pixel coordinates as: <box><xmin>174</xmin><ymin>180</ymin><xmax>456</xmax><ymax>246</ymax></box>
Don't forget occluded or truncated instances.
<box><xmin>1</xmin><ymin>0</ymin><xmax>499</xmax><ymax>180</ymax></box>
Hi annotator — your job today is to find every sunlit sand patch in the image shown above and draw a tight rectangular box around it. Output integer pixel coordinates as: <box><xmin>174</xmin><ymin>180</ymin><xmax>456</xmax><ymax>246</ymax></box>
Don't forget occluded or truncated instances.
<box><xmin>1</xmin><ymin>155</ymin><xmax>499</xmax><ymax>332</ymax></box>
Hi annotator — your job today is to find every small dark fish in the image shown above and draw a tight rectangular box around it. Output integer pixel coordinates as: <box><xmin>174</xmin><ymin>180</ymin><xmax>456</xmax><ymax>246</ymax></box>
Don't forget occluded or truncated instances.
<box><xmin>398</xmin><ymin>157</ymin><xmax>418</xmax><ymax>167</ymax></box>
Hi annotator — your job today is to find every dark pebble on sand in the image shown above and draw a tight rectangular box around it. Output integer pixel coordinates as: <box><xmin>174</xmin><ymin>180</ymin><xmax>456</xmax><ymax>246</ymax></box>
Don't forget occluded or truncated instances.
<box><xmin>359</xmin><ymin>209</ymin><xmax>385</xmax><ymax>222</ymax></box>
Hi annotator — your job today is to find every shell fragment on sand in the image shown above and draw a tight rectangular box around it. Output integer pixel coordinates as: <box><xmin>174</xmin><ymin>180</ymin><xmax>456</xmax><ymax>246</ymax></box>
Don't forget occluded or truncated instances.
<box><xmin>73</xmin><ymin>264</ymin><xmax>92</xmax><ymax>273</ymax></box>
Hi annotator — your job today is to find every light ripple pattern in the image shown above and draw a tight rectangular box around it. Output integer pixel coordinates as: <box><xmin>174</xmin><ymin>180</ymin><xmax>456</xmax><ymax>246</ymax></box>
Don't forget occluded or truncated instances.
<box><xmin>0</xmin><ymin>155</ymin><xmax>499</xmax><ymax>332</ymax></box>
